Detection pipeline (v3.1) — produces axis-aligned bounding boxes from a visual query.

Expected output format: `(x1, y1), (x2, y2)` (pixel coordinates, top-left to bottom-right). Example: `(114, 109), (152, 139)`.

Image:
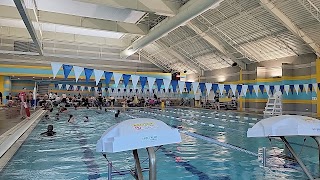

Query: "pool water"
(0, 108), (319, 180)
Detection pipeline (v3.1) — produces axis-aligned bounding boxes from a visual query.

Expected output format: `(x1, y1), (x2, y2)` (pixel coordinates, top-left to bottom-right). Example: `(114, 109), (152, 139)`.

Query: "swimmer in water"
(40, 125), (56, 136)
(55, 113), (60, 120)
(44, 114), (50, 120)
(84, 116), (89, 122)
(68, 114), (75, 123)
(115, 110), (120, 118)
(105, 108), (107, 112)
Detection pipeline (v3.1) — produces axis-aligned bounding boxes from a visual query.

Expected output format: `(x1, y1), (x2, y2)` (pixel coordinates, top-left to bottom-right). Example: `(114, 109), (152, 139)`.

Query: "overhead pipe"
(120, 0), (224, 58)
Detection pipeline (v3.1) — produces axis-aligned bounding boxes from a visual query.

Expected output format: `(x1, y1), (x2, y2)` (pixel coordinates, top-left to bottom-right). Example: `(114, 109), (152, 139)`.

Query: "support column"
(2, 76), (11, 104)
(317, 58), (320, 117)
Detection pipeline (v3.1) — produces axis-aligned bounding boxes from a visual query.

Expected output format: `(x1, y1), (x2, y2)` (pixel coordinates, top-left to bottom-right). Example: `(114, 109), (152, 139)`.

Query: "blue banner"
(123, 74), (131, 88)
(156, 79), (163, 92)
(84, 68), (93, 82)
(140, 76), (147, 92)
(199, 83), (205, 93)
(185, 82), (192, 92)
(224, 85), (231, 94)
(62, 64), (73, 79)
(270, 85), (274, 95)
(236, 85), (242, 95)
(212, 84), (218, 94)
(171, 80), (178, 92)
(259, 85), (264, 94)
(104, 72), (113, 85)
(248, 85), (253, 95)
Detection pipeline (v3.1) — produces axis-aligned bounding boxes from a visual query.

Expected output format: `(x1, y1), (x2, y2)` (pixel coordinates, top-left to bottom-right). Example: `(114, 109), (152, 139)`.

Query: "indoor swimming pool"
(0, 108), (319, 180)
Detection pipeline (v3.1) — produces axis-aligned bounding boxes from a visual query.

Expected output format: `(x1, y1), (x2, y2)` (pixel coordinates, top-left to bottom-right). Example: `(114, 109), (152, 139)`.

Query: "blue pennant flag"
(62, 84), (66, 89)
(270, 85), (275, 95)
(136, 89), (138, 93)
(118, 89), (120, 92)
(280, 85), (284, 93)
(124, 89), (127, 92)
(248, 85), (254, 95)
(199, 83), (206, 94)
(140, 77), (147, 92)
(70, 85), (74, 90)
(156, 79), (163, 92)
(309, 84), (313, 92)
(299, 84), (304, 93)
(77, 86), (81, 91)
(84, 68), (93, 82)
(104, 72), (113, 85)
(237, 85), (242, 95)
(169, 89), (172, 93)
(55, 84), (58, 88)
(224, 85), (231, 94)
(171, 80), (178, 92)
(105, 87), (108, 91)
(289, 85), (294, 94)
(130, 89), (133, 93)
(98, 87), (102, 92)
(318, 83), (320, 91)
(259, 85), (264, 94)
(123, 74), (131, 88)
(185, 82), (192, 92)
(111, 88), (114, 92)
(212, 84), (218, 94)
(62, 64), (73, 79)
(85, 86), (88, 91)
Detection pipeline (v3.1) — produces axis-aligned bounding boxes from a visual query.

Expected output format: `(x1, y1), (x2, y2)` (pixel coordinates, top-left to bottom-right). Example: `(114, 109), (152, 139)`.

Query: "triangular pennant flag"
(51, 62), (63, 79)
(212, 84), (218, 94)
(131, 75), (140, 90)
(62, 64), (73, 79)
(171, 80), (178, 93)
(293, 84), (299, 95)
(237, 84), (242, 95)
(77, 86), (81, 91)
(265, 85), (270, 95)
(94, 69), (104, 86)
(253, 85), (259, 96)
(303, 84), (308, 94)
(122, 74), (131, 88)
(289, 85), (294, 94)
(62, 84), (66, 89)
(178, 81), (185, 94)
(199, 83), (205, 94)
(270, 85), (275, 95)
(104, 72), (113, 85)
(192, 82), (199, 94)
(73, 66), (84, 82)
(242, 85), (248, 96)
(58, 84), (62, 90)
(156, 79), (163, 92)
(230, 84), (237, 96)
(308, 84), (313, 93)
(80, 86), (85, 91)
(84, 68), (94, 82)
(113, 73), (122, 88)
(259, 85), (264, 94)
(224, 85), (231, 94)
(54, 84), (58, 88)
(274, 85), (280, 93)
(218, 84), (224, 95)
(66, 84), (70, 90)
(298, 84), (303, 94)
(140, 77), (147, 92)
(185, 82), (192, 92)
(248, 85), (253, 95)
(147, 77), (156, 93)
(284, 85), (290, 95)
(163, 79), (171, 93)
(205, 83), (212, 96)
(313, 83), (317, 93)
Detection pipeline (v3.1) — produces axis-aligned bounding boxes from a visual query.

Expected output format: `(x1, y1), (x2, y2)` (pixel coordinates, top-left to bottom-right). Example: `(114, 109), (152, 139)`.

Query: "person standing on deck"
(19, 87), (30, 119)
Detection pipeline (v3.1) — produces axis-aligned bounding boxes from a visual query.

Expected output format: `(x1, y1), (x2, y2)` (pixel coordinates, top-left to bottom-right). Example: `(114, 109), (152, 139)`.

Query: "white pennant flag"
(51, 62), (63, 79)
(265, 85), (270, 95)
(94, 87), (98, 92)
(178, 81), (185, 94)
(284, 85), (290, 95)
(274, 85), (280, 93)
(163, 79), (171, 93)
(131, 75), (140, 90)
(230, 84), (237, 96)
(253, 85), (259, 96)
(192, 82), (199, 94)
(242, 85), (248, 96)
(73, 66), (84, 82)
(147, 77), (156, 93)
(313, 83), (317, 94)
(218, 84), (224, 95)
(294, 84), (299, 95)
(205, 83), (212, 96)
(66, 84), (70, 90)
(58, 84), (62, 90)
(108, 88), (111, 94)
(80, 86), (85, 91)
(113, 73), (122, 88)
(304, 84), (309, 94)
(88, 87), (91, 92)
(94, 69), (104, 86)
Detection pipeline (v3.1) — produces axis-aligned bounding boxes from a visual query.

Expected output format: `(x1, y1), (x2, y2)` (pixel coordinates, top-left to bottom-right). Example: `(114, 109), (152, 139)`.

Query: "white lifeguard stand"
(96, 118), (181, 180)
(263, 91), (282, 117)
(247, 115), (320, 180)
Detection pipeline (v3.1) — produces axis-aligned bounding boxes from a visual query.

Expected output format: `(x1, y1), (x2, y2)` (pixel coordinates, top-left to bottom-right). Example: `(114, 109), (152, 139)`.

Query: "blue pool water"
(0, 108), (319, 179)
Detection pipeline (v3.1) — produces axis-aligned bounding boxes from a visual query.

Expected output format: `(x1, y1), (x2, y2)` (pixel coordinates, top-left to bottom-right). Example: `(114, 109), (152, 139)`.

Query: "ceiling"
(0, 0), (319, 75)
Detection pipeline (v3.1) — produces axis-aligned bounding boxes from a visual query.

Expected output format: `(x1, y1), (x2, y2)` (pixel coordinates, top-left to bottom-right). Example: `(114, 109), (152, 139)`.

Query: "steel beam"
(13, 0), (43, 55)
(260, 0), (320, 57)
